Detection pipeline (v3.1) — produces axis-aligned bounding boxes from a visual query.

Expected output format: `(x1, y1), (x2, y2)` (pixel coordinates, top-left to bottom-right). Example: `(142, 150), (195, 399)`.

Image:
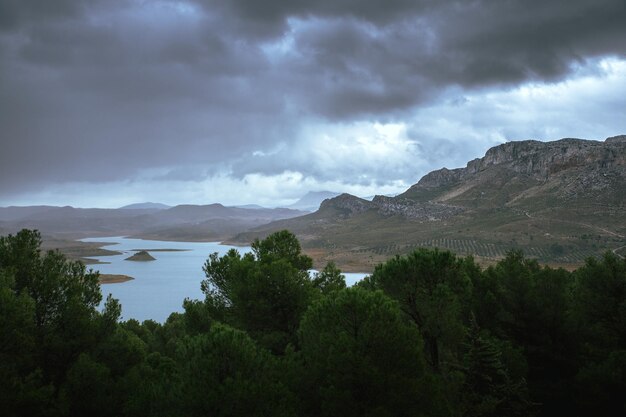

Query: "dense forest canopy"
(1, 229), (625, 416)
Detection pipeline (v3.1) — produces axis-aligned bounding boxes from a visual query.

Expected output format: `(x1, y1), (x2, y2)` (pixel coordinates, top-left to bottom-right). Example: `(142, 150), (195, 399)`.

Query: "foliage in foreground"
(1, 229), (625, 417)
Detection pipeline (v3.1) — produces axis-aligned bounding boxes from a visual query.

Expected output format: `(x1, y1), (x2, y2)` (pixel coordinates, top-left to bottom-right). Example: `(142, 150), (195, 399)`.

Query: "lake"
(82, 236), (368, 322)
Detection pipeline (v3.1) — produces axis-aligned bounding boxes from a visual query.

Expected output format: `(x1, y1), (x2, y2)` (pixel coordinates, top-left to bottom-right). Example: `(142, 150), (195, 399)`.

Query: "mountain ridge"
(403, 136), (625, 201)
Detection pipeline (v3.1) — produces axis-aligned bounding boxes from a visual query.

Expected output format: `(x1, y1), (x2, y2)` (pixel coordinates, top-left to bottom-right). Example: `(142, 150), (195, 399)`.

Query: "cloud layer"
(1, 0), (625, 206)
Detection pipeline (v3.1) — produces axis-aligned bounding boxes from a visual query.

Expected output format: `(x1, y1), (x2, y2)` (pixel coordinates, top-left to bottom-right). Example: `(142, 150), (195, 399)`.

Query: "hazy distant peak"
(287, 191), (341, 211)
(119, 202), (170, 210)
(232, 204), (267, 210)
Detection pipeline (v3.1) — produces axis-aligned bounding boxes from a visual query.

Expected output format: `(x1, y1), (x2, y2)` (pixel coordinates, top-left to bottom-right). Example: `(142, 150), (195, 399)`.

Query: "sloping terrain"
(233, 136), (626, 270)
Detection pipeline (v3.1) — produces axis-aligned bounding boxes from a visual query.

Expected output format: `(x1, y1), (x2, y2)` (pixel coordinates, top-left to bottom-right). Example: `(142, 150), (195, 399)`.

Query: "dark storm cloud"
(1, 0), (625, 200)
(430, 0), (626, 85)
(0, 0), (87, 30)
(190, 0), (433, 37)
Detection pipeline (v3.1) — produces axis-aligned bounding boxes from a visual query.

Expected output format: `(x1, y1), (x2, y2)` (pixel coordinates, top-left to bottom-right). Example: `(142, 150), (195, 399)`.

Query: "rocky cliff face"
(372, 196), (464, 220)
(405, 136), (626, 201)
(479, 138), (625, 179)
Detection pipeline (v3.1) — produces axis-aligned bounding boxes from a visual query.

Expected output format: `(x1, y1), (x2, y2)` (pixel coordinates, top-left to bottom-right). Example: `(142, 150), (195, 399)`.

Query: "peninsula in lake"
(125, 251), (156, 262)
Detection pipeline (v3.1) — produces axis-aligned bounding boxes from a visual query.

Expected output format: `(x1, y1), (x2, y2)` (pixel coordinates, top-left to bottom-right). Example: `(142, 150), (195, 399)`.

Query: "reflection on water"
(82, 236), (368, 322)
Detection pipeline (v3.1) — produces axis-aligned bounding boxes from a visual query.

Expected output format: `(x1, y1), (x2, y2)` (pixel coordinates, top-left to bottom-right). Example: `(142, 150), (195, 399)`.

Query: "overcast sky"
(1, 0), (625, 208)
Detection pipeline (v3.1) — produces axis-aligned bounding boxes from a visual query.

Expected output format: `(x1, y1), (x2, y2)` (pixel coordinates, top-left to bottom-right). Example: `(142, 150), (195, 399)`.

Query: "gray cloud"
(1, 0), (625, 203)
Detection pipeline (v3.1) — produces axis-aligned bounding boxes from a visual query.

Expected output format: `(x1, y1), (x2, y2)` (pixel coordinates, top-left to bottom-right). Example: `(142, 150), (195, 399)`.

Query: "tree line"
(1, 229), (624, 416)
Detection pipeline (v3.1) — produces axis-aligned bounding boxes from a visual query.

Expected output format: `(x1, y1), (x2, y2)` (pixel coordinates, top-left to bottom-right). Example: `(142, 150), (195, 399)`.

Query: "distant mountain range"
(231, 135), (626, 270)
(0, 203), (307, 242)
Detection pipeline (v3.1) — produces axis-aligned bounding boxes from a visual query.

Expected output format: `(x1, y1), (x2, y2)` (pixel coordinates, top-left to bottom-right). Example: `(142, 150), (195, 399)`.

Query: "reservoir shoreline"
(79, 236), (369, 322)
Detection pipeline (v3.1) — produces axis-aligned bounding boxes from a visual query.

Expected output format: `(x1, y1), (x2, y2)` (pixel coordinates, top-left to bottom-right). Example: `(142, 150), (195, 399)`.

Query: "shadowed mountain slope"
(232, 136), (626, 270)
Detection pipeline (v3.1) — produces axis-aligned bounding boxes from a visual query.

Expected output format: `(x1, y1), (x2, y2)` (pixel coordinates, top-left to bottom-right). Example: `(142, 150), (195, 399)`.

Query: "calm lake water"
(82, 236), (368, 322)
